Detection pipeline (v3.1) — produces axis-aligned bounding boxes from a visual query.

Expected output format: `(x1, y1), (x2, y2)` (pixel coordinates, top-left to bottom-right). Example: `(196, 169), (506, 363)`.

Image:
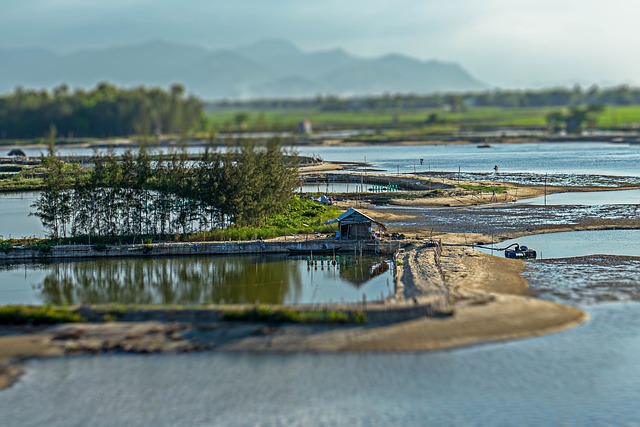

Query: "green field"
(207, 105), (640, 134)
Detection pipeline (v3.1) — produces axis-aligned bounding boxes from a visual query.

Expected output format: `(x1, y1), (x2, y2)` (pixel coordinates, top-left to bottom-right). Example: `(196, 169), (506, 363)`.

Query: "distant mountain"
(0, 39), (486, 99)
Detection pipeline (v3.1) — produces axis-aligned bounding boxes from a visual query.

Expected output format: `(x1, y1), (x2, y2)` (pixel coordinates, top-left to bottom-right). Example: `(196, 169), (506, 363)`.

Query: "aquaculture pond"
(0, 254), (394, 306)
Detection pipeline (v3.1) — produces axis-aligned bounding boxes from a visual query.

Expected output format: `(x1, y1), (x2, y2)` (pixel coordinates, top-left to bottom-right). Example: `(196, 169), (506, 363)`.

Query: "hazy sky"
(1, 0), (638, 87)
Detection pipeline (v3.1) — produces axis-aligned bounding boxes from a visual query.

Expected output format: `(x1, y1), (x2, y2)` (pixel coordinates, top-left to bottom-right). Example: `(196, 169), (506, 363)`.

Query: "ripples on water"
(525, 256), (640, 305)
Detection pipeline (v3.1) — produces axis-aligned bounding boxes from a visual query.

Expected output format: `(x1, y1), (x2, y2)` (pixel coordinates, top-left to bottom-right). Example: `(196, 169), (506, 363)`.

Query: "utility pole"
(544, 173), (548, 207)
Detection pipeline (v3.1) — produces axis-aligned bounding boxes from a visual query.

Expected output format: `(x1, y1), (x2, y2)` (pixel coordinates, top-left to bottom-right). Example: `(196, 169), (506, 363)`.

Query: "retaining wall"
(0, 239), (401, 261)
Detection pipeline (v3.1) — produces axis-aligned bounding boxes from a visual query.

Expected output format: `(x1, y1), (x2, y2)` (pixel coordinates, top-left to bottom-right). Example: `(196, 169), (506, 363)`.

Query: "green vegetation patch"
(198, 197), (343, 241)
(0, 176), (43, 192)
(220, 305), (367, 324)
(0, 305), (82, 325)
(458, 184), (508, 194)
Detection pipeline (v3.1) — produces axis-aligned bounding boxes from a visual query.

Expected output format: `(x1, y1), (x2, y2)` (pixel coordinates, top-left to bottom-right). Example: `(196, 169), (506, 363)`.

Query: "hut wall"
(340, 223), (371, 240)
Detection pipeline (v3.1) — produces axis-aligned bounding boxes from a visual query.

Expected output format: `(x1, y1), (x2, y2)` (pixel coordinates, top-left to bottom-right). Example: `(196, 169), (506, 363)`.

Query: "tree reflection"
(1, 254), (393, 305)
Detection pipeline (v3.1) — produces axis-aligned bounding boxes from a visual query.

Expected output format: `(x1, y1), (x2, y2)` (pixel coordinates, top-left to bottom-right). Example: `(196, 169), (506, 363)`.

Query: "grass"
(0, 176), (43, 192)
(0, 305), (82, 325)
(207, 105), (640, 136)
(220, 305), (368, 324)
(458, 184), (508, 194)
(159, 197), (342, 242)
(0, 304), (368, 326)
(596, 105), (640, 127)
(206, 106), (562, 132)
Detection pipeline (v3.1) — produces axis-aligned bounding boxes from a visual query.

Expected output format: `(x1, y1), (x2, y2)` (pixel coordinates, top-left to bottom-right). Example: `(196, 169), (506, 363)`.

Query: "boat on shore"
(504, 244), (537, 259)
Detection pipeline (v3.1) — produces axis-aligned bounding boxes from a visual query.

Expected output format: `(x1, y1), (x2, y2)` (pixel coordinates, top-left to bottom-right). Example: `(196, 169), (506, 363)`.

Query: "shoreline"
(2, 135), (637, 151)
(1, 171), (623, 390)
(0, 240), (589, 390)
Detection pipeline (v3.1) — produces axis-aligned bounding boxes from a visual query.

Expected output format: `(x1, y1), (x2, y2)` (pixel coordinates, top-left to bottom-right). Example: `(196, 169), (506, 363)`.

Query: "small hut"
(324, 208), (386, 240)
(7, 149), (26, 157)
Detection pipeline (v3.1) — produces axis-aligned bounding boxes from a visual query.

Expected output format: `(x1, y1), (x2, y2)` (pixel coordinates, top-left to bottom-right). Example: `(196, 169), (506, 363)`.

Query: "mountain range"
(0, 39), (486, 99)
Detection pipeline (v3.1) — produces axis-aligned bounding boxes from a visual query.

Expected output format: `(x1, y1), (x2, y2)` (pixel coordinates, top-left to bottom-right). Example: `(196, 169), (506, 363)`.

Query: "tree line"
(0, 82), (204, 139)
(31, 141), (299, 240)
(209, 84), (640, 112)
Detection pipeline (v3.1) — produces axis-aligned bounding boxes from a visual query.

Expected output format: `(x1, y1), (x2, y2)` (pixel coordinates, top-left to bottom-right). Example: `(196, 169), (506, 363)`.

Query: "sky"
(1, 0), (638, 88)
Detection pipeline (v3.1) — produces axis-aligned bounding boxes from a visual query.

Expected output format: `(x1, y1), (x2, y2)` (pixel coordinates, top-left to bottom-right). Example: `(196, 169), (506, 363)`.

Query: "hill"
(0, 39), (486, 99)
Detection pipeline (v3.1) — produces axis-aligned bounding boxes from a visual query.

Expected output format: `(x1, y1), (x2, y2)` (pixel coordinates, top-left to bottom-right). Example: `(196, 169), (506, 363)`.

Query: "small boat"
(477, 143), (492, 148)
(504, 244), (537, 259)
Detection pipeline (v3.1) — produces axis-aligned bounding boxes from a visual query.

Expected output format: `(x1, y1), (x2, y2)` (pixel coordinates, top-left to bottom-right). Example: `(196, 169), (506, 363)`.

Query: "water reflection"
(0, 254), (393, 306)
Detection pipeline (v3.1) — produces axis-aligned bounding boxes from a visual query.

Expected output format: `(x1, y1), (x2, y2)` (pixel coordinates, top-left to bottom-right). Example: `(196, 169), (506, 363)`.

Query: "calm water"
(3, 144), (640, 425)
(0, 302), (638, 426)
(0, 192), (42, 238)
(0, 254), (393, 306)
(10, 141), (640, 176)
(478, 229), (640, 259)
(297, 141), (640, 176)
(517, 188), (640, 205)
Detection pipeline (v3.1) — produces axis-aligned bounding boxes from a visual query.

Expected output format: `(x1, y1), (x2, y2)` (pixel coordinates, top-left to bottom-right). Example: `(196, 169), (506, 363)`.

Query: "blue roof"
(323, 208), (383, 226)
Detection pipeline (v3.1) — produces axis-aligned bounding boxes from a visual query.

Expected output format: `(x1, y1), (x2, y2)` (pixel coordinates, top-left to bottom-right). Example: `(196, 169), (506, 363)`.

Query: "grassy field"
(596, 106), (640, 127)
(2, 105), (640, 146)
(207, 105), (640, 132)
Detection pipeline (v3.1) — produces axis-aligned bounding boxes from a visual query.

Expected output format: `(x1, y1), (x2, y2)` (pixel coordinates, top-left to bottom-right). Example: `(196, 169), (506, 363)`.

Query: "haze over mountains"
(0, 39), (485, 100)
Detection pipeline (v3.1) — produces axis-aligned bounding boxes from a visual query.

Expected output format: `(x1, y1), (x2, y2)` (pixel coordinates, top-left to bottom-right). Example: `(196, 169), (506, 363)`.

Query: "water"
(3, 143), (640, 424)
(9, 142), (640, 238)
(0, 302), (638, 426)
(297, 141), (640, 176)
(524, 256), (640, 305)
(11, 141), (640, 177)
(300, 183), (399, 194)
(0, 192), (42, 239)
(517, 188), (640, 205)
(478, 229), (640, 259)
(0, 254), (393, 306)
